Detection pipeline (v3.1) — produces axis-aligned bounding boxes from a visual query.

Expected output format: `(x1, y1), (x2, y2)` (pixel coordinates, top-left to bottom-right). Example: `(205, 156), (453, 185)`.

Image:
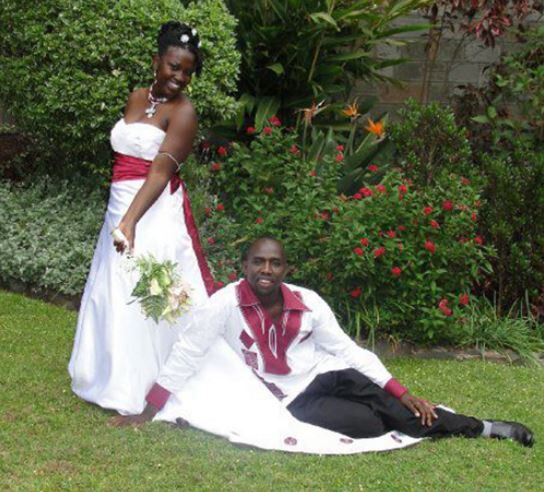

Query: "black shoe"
(488, 420), (535, 447)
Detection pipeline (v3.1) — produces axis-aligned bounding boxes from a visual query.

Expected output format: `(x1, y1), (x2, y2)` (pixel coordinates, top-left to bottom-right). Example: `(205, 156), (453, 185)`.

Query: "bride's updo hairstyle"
(157, 21), (203, 76)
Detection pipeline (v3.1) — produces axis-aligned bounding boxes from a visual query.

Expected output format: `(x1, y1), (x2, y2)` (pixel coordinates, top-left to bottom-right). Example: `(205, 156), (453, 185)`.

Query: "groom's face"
(243, 239), (287, 297)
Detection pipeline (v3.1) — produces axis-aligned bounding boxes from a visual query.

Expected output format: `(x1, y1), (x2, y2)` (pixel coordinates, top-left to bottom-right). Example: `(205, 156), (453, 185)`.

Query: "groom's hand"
(108, 403), (159, 428)
(400, 392), (438, 427)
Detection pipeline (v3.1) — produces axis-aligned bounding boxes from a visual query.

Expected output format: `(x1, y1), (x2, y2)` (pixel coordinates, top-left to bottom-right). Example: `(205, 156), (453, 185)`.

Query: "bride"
(68, 21), (214, 415)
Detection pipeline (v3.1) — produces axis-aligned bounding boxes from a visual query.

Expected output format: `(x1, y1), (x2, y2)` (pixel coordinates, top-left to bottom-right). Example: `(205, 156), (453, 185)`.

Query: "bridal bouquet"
(128, 254), (193, 324)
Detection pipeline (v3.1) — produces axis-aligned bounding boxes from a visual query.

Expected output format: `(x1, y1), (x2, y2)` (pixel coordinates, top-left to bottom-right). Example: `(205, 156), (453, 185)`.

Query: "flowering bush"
(200, 118), (492, 342)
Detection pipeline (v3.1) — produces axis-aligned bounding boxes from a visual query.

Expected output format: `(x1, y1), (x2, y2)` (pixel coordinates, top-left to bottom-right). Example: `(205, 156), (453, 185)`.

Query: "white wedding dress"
(68, 119), (421, 454)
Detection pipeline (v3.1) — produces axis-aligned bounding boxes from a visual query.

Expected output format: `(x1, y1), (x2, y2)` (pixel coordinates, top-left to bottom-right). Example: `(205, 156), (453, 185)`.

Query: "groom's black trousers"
(287, 369), (484, 439)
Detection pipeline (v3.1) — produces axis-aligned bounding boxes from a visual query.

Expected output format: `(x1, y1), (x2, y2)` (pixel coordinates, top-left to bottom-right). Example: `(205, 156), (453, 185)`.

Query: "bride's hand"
(112, 221), (135, 255)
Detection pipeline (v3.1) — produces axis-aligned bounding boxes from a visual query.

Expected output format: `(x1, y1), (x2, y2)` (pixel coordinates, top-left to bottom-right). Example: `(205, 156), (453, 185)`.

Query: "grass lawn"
(1, 290), (542, 491)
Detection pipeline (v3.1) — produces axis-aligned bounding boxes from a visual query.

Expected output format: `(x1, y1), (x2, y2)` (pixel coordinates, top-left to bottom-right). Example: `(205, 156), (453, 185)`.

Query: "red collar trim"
(238, 279), (310, 312)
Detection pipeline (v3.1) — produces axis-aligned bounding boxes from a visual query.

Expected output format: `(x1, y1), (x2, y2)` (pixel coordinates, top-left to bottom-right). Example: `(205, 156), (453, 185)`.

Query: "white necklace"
(145, 84), (168, 118)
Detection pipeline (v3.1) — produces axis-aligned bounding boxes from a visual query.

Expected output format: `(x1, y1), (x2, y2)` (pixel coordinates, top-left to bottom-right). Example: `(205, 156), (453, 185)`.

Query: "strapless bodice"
(110, 119), (166, 161)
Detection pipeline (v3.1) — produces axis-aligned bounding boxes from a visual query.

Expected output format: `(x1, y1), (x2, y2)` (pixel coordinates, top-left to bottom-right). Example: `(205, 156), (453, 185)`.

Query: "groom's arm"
(109, 290), (231, 427)
(310, 292), (438, 426)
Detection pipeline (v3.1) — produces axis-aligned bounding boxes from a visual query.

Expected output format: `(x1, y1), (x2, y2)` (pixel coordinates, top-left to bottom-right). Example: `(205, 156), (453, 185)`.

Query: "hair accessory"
(145, 83), (168, 118)
(192, 28), (197, 36)
(180, 34), (190, 43)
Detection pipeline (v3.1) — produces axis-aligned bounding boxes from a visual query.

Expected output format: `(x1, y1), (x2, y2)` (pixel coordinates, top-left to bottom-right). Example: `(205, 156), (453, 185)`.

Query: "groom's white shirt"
(147, 279), (407, 409)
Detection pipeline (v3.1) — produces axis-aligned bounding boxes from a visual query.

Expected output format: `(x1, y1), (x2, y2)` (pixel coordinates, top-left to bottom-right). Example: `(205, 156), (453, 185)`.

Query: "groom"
(111, 237), (534, 447)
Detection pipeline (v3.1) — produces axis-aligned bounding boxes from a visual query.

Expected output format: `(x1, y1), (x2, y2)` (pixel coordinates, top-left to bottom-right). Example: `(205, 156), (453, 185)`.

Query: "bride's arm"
(114, 103), (198, 254)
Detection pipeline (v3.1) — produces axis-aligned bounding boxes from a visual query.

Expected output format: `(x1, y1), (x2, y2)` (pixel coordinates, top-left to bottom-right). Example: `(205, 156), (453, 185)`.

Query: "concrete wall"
(353, 14), (542, 114)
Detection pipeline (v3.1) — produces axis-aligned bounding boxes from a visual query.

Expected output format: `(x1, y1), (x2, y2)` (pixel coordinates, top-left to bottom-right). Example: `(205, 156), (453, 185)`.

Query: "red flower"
(246, 126), (256, 135)
(471, 212), (478, 222)
(255, 217), (264, 224)
(216, 203), (225, 212)
(424, 240), (436, 253)
(391, 266), (402, 276)
(423, 206), (433, 216)
(461, 177), (471, 186)
(269, 115), (281, 127)
(359, 187), (373, 198)
(207, 237), (215, 245)
(353, 192), (362, 200)
(360, 238), (370, 246)
(442, 200), (454, 211)
(217, 146), (228, 157)
(459, 293), (470, 306)
(215, 281), (225, 290)
(228, 272), (238, 282)
(350, 288), (362, 298)
(438, 298), (452, 316)
(320, 211), (330, 221)
(386, 230), (396, 239)
(430, 220), (440, 229)
(373, 246), (386, 258)
(376, 184), (386, 194)
(290, 145), (300, 156)
(204, 207), (212, 217)
(475, 200), (481, 208)
(353, 247), (364, 256)
(326, 272), (334, 281)
(398, 184), (408, 194)
(398, 225), (406, 232)
(368, 164), (379, 172)
(474, 235), (484, 245)
(210, 162), (222, 172)
(336, 144), (344, 152)
(263, 126), (273, 135)
(264, 187), (274, 194)
(308, 169), (317, 177)
(335, 153), (344, 162)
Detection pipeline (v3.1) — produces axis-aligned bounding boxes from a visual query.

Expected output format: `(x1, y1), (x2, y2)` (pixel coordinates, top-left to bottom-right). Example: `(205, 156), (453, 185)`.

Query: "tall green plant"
(224, 0), (429, 128)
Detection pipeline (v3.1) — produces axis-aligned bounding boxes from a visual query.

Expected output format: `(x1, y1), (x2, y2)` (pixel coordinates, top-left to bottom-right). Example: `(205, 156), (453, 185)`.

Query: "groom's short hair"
(240, 236), (285, 263)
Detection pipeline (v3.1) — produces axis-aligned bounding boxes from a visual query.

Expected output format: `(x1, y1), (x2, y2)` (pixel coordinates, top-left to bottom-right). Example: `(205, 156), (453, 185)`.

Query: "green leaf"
(325, 49), (369, 62)
(254, 96), (281, 131)
(266, 63), (284, 76)
(487, 106), (497, 119)
(472, 115), (490, 124)
(309, 12), (339, 31)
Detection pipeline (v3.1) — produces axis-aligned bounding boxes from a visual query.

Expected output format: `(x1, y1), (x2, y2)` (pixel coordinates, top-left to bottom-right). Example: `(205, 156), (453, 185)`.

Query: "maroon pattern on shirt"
(236, 280), (310, 375)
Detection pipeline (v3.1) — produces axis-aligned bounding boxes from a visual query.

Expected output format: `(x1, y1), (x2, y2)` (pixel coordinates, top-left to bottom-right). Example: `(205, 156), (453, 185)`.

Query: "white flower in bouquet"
(128, 254), (193, 324)
(149, 278), (163, 296)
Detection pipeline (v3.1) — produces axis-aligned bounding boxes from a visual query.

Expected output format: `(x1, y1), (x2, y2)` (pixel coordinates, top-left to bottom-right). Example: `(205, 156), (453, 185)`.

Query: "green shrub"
(200, 122), (492, 343)
(0, 0), (240, 179)
(0, 180), (105, 295)
(452, 26), (544, 311)
(478, 144), (544, 307)
(389, 99), (475, 186)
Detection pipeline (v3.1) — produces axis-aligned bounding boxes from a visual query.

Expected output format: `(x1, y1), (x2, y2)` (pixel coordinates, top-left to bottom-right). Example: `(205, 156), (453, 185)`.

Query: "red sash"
(112, 152), (215, 296)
